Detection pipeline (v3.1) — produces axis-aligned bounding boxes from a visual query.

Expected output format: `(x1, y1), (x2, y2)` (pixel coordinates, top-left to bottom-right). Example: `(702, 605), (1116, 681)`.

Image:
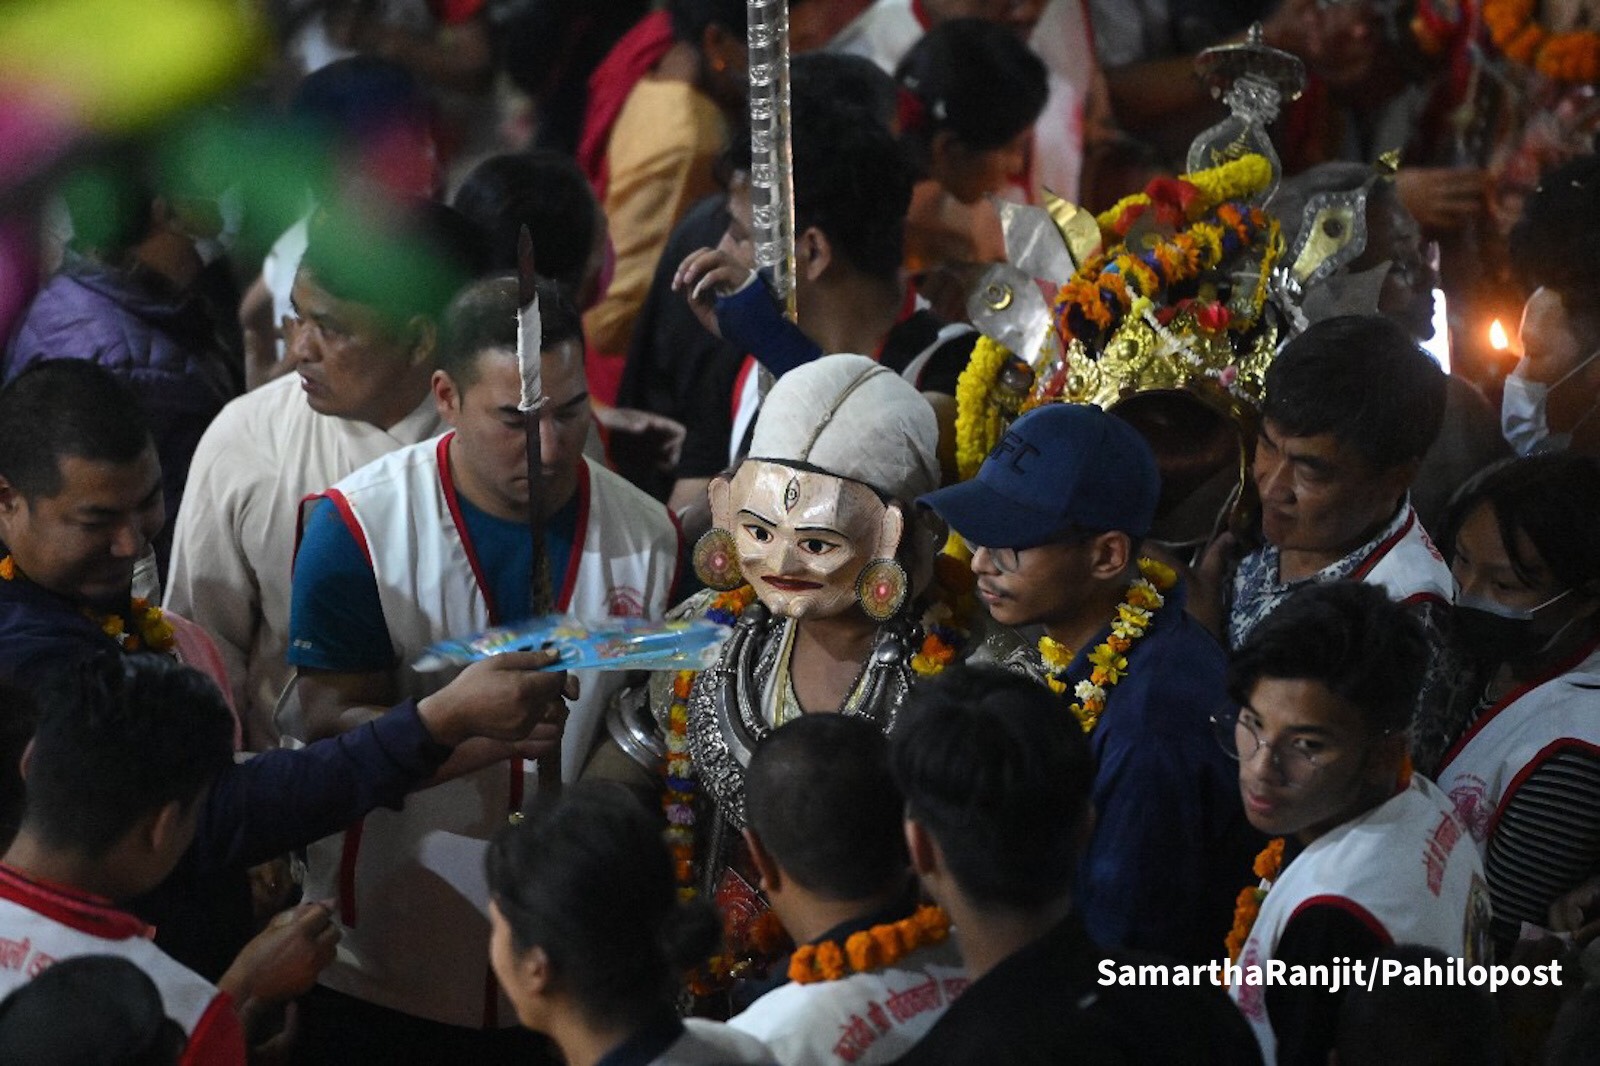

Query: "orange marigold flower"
(1101, 272), (1130, 307)
(845, 930), (881, 973)
(0, 557), (12, 581)
(1505, 23), (1545, 62)
(871, 924), (901, 960)
(787, 945), (818, 984)
(673, 671), (694, 699)
(1225, 885), (1265, 961)
(1253, 838), (1285, 881)
(814, 941), (846, 981)
(913, 904), (951, 941)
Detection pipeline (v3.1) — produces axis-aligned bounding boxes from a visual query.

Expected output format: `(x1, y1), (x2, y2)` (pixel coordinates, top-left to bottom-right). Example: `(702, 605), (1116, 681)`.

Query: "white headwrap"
(748, 354), (940, 502)
(515, 289), (544, 412)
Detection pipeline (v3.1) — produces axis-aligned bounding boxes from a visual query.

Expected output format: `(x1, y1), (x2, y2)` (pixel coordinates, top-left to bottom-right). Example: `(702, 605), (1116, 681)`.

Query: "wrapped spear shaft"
(516, 226), (561, 795)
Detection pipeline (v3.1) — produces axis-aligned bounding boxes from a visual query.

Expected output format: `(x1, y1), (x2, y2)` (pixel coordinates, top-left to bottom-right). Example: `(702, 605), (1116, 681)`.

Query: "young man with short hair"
(1223, 581), (1489, 1066)
(285, 275), (680, 1059)
(675, 73), (975, 475)
(1210, 314), (1452, 649)
(918, 402), (1258, 963)
(0, 655), (268, 1065)
(728, 714), (964, 1063)
(165, 201), (487, 749)
(0, 359), (576, 991)
(889, 664), (1260, 1064)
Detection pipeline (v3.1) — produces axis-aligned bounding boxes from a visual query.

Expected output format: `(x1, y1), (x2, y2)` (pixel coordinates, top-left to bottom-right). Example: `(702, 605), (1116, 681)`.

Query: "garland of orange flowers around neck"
(789, 904), (951, 984)
(1036, 557), (1176, 734)
(1223, 759), (1414, 963)
(1226, 838), (1285, 964)
(0, 556), (175, 654)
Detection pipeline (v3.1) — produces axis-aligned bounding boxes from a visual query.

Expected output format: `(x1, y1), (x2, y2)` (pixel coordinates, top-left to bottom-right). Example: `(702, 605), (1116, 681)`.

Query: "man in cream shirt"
(165, 202), (486, 749)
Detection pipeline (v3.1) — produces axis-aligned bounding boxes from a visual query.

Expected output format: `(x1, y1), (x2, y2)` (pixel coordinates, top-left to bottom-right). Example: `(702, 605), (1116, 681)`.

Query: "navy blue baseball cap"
(918, 404), (1161, 548)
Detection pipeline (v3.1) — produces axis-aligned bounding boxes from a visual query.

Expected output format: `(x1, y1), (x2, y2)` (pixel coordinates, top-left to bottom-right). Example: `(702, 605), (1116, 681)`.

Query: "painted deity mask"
(710, 460), (903, 620)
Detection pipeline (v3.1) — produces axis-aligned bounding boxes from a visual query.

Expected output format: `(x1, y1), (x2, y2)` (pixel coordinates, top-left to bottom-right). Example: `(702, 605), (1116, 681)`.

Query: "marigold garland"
(1226, 838), (1286, 964)
(0, 555), (175, 654)
(664, 668), (700, 901)
(665, 588), (756, 905)
(1037, 558), (1176, 733)
(1056, 201), (1278, 349)
(1483, 0), (1600, 83)
(1095, 155), (1274, 237)
(668, 573), (968, 993)
(788, 904), (952, 984)
(954, 336), (1012, 481)
(912, 542), (978, 677)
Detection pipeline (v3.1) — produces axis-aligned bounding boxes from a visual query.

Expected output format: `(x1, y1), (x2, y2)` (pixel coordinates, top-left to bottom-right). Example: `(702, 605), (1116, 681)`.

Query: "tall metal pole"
(746, 0), (796, 322)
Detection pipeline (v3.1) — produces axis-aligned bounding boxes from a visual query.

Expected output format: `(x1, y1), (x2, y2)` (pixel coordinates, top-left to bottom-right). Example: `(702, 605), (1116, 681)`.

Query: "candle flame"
(1489, 319), (1510, 351)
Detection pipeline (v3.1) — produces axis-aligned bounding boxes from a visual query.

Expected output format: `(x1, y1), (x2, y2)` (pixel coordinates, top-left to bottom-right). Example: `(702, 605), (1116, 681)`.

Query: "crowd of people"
(0, 0), (1598, 1063)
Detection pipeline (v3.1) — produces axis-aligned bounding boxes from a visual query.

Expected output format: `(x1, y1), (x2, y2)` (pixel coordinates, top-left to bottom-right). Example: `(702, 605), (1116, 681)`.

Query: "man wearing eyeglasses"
(918, 402), (1260, 965)
(1222, 581), (1488, 1066)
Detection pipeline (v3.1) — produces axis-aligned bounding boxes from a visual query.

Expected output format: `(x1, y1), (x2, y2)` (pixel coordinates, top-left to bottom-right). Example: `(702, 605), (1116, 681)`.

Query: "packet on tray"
(414, 615), (729, 673)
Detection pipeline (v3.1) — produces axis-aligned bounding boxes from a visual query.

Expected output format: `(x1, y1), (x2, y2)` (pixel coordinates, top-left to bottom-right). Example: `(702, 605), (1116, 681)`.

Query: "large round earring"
(855, 558), (909, 623)
(693, 529), (744, 591)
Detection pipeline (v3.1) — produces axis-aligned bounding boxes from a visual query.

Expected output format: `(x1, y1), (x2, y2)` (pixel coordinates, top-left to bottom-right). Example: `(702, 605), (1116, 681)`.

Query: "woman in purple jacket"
(5, 169), (243, 573)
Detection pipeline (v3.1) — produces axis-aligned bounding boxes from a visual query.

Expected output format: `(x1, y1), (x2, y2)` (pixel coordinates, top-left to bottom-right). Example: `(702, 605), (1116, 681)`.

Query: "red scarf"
(576, 9), (677, 202)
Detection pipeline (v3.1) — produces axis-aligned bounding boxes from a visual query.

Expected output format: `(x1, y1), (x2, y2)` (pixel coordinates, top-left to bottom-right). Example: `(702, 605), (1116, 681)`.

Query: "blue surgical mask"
(1501, 348), (1600, 456)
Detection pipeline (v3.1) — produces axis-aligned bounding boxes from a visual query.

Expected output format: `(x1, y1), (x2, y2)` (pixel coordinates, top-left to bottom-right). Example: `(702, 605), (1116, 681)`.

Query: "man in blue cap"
(919, 402), (1259, 964)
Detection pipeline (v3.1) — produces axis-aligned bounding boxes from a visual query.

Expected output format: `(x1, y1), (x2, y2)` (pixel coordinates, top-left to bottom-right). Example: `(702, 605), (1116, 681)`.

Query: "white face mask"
(1501, 347), (1600, 456)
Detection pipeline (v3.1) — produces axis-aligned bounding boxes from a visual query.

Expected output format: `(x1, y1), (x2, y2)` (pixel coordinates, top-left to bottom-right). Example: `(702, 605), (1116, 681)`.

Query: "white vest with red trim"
(0, 867), (243, 1065)
(729, 355), (772, 468)
(300, 434), (680, 1029)
(1228, 777), (1487, 1066)
(1436, 642), (1600, 848)
(1355, 505), (1455, 608)
(729, 938), (966, 1064)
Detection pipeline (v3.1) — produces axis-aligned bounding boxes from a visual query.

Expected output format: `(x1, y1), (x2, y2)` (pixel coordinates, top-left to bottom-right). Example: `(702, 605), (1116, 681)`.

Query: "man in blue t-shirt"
(918, 403), (1262, 964)
(0, 358), (579, 1037)
(285, 276), (681, 1063)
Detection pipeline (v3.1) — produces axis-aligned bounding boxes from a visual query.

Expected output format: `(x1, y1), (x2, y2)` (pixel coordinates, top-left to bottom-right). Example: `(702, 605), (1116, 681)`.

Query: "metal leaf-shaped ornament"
(967, 263), (1057, 364)
(1041, 189), (1104, 271)
(994, 198), (1077, 285)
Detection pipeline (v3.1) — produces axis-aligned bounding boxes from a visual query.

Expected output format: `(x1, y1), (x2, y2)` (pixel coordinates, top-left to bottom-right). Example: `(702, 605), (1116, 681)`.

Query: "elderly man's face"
(1253, 418), (1410, 558)
(287, 268), (427, 430)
